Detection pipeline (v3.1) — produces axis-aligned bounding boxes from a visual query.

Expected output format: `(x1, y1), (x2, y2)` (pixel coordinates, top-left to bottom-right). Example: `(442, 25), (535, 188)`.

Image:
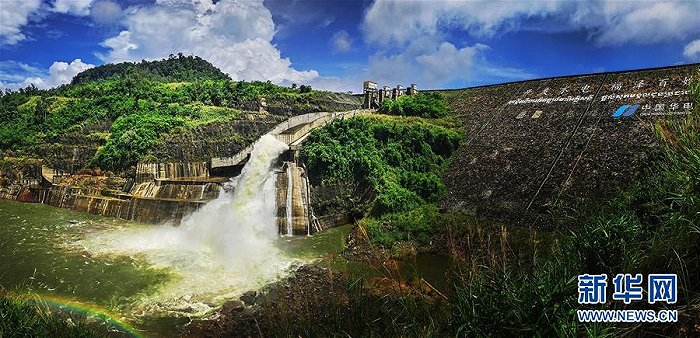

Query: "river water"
(0, 135), (450, 336)
(0, 198), (366, 336)
(0, 135), (299, 336)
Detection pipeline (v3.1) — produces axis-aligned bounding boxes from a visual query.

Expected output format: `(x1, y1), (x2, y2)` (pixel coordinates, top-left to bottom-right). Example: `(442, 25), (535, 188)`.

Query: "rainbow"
(26, 293), (144, 338)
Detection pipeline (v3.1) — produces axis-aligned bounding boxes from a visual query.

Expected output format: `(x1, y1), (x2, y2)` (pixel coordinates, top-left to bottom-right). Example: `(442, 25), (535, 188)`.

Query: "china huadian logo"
(612, 104), (640, 118)
(612, 102), (694, 118)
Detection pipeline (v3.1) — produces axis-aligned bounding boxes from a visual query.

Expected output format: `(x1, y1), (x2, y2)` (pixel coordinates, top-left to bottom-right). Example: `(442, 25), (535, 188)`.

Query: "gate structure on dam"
(439, 63), (699, 225)
(362, 81), (418, 109)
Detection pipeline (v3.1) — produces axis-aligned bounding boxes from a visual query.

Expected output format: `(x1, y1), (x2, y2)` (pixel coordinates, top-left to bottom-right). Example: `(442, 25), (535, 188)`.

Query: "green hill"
(70, 54), (230, 84)
(0, 55), (361, 172)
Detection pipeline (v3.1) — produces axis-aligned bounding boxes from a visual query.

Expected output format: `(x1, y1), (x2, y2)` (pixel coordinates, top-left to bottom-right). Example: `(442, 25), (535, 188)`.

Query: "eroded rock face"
(440, 64), (698, 224)
(130, 181), (221, 200)
(151, 116), (285, 163)
(43, 185), (207, 224)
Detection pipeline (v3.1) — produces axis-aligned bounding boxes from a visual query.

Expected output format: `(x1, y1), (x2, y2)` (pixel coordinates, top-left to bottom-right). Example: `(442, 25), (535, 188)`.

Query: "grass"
(0, 291), (132, 338)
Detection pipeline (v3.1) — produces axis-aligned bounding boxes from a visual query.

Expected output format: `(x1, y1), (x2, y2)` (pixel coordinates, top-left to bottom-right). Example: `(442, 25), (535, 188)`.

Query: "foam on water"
(77, 135), (292, 316)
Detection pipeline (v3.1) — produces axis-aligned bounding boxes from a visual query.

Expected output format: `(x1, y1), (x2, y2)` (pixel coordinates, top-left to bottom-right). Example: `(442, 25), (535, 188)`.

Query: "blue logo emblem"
(612, 104), (640, 118)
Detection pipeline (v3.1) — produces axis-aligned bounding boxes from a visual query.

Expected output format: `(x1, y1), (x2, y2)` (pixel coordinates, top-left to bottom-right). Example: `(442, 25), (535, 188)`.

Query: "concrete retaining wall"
(440, 63), (699, 224)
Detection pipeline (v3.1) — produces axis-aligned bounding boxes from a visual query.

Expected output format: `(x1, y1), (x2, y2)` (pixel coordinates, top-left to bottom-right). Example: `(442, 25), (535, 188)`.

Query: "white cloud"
(319, 17), (334, 28)
(98, 0), (317, 84)
(0, 61), (44, 83)
(366, 52), (415, 86)
(0, 0), (42, 45)
(357, 0), (700, 89)
(303, 75), (358, 93)
(416, 43), (488, 85)
(365, 42), (493, 89)
(684, 39), (700, 61)
(53, 0), (94, 16)
(574, 1), (700, 46)
(0, 59), (94, 90)
(362, 0), (561, 47)
(362, 0), (700, 48)
(90, 0), (123, 25)
(331, 30), (352, 53)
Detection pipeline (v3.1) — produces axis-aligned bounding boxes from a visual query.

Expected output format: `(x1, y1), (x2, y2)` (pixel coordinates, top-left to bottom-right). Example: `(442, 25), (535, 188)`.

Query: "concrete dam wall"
(441, 63), (699, 224)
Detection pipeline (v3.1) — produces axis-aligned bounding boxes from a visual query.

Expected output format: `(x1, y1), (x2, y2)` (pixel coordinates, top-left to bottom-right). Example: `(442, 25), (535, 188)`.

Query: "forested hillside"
(71, 54), (230, 85)
(0, 55), (360, 171)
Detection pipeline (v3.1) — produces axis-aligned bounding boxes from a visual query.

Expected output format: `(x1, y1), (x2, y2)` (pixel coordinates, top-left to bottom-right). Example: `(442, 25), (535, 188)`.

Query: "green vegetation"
(0, 55), (357, 170)
(71, 54), (230, 85)
(302, 115), (460, 219)
(303, 94), (458, 248)
(363, 204), (440, 247)
(0, 292), (130, 337)
(89, 101), (247, 170)
(380, 92), (449, 118)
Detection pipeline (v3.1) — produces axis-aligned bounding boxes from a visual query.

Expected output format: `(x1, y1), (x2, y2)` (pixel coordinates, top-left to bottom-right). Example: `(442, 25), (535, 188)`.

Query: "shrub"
(380, 92), (449, 118)
(302, 115), (460, 216)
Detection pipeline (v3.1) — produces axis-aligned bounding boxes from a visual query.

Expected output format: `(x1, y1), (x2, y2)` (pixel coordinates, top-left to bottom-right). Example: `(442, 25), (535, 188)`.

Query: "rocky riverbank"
(182, 265), (346, 337)
(181, 223), (454, 337)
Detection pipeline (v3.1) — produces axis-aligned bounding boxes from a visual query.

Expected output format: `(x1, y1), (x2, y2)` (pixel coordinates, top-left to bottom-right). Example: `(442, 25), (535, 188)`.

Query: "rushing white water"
(285, 163), (293, 236)
(77, 135), (293, 316)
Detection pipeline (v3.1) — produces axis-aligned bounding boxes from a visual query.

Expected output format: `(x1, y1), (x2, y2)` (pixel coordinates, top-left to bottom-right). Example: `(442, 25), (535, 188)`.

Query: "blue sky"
(1, 0), (699, 92)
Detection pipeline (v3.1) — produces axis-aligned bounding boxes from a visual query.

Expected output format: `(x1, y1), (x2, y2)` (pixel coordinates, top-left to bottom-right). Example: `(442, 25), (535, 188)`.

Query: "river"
(0, 135), (450, 336)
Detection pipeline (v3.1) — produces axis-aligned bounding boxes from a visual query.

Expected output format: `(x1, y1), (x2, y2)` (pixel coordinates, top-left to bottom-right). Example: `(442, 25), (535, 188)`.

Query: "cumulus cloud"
(684, 39), (700, 61)
(0, 59), (94, 91)
(362, 0), (562, 47)
(98, 0), (318, 84)
(331, 30), (352, 53)
(0, 61), (44, 84)
(356, 0), (700, 89)
(416, 43), (489, 85)
(53, 0), (94, 16)
(90, 0), (123, 25)
(573, 1), (700, 46)
(365, 42), (495, 89)
(0, 0), (42, 45)
(362, 0), (700, 48)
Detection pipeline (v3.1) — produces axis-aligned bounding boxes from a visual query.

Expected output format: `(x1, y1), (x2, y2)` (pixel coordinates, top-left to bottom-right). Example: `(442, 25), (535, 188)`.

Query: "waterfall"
(286, 163), (293, 236)
(78, 134), (292, 316)
(304, 171), (311, 236)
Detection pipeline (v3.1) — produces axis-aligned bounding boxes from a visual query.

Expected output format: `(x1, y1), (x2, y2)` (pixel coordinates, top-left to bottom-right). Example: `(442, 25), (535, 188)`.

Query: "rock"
(221, 300), (244, 314)
(239, 291), (257, 305)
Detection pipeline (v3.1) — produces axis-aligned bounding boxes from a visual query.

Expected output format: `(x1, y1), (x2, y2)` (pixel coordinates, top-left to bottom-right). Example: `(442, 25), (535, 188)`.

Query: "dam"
(436, 63), (699, 225)
(0, 63), (697, 337)
(0, 109), (372, 234)
(1, 64), (697, 230)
